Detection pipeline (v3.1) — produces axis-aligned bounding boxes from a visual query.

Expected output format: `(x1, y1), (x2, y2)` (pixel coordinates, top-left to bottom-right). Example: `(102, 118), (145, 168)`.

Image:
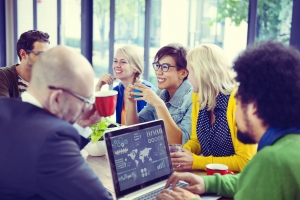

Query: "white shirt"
(21, 91), (92, 138)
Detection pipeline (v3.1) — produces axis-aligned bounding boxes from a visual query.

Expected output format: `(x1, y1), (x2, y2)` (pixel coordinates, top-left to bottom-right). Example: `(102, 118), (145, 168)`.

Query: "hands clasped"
(125, 83), (161, 106)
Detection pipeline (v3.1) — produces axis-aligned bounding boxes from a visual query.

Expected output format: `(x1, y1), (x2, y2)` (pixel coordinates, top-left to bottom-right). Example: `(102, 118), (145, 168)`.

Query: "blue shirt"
(138, 80), (193, 144)
(113, 80), (156, 124)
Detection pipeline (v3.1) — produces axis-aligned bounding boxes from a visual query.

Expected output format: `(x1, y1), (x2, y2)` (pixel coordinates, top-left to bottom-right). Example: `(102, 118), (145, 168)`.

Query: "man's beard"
(237, 130), (256, 144)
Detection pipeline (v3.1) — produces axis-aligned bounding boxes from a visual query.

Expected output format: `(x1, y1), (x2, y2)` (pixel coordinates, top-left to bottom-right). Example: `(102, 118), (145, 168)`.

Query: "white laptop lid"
(104, 119), (173, 199)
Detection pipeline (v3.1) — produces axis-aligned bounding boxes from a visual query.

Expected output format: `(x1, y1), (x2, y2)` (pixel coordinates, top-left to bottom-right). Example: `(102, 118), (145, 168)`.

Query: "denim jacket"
(138, 80), (193, 144)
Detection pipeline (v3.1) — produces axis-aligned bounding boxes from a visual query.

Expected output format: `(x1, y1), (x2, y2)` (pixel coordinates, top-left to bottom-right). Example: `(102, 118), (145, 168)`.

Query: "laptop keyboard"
(132, 182), (189, 200)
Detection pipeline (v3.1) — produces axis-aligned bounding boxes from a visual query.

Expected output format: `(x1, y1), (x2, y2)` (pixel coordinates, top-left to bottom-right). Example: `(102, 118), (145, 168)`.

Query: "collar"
(160, 80), (192, 107)
(258, 127), (300, 151)
(21, 91), (43, 108)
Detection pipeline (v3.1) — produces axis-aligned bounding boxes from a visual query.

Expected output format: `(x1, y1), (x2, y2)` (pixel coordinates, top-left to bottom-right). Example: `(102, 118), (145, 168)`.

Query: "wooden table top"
(81, 150), (231, 199)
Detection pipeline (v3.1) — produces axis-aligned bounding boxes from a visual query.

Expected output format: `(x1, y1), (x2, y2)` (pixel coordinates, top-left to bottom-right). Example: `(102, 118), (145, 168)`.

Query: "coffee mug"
(168, 144), (182, 153)
(206, 163), (234, 175)
(94, 90), (118, 117)
(133, 88), (142, 98)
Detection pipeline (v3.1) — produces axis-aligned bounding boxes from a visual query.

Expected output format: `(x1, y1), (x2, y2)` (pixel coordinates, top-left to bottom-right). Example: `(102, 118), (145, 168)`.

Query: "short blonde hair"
(187, 44), (236, 110)
(116, 45), (144, 83)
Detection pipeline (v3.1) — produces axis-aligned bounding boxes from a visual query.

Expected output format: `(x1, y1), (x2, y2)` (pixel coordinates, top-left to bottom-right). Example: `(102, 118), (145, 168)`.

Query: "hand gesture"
(164, 172), (206, 195)
(95, 73), (116, 91)
(171, 149), (194, 171)
(130, 83), (162, 107)
(156, 187), (200, 200)
(76, 104), (102, 128)
(124, 84), (135, 102)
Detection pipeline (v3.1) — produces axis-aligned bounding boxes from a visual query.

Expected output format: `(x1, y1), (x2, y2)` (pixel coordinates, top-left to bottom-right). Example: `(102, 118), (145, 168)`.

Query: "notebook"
(104, 119), (187, 200)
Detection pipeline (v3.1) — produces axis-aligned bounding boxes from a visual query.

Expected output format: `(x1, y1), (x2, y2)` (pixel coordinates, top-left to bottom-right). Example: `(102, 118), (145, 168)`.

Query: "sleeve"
(36, 126), (113, 200)
(202, 173), (239, 198)
(178, 92), (193, 144)
(183, 92), (201, 154)
(0, 70), (10, 97)
(186, 91), (257, 172)
(234, 148), (299, 200)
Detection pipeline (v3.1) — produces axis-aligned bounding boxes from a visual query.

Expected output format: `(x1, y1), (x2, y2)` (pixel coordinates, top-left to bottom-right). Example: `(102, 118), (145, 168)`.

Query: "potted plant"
(85, 117), (119, 156)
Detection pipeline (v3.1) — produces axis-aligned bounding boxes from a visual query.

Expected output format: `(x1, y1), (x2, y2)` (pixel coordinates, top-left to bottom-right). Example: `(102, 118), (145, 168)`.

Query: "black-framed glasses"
(26, 50), (44, 56)
(152, 62), (177, 72)
(48, 86), (95, 105)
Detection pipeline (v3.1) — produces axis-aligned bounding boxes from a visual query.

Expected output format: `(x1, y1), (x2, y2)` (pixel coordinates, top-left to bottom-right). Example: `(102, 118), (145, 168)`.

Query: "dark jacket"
(0, 98), (113, 200)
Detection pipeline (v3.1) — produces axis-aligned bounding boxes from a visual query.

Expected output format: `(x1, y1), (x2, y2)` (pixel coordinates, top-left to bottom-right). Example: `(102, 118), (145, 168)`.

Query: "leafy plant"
(90, 117), (119, 143)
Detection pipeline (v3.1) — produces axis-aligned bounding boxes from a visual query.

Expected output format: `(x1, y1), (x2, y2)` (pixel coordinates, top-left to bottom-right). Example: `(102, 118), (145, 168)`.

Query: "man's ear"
(248, 102), (258, 116)
(19, 49), (27, 60)
(47, 90), (65, 118)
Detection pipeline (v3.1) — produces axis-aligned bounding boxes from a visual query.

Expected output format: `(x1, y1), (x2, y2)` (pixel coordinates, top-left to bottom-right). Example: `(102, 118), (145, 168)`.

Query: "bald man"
(0, 46), (113, 200)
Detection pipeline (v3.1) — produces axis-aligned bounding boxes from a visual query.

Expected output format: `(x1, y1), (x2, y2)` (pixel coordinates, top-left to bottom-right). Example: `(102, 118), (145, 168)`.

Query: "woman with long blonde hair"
(171, 44), (257, 172)
(95, 45), (155, 125)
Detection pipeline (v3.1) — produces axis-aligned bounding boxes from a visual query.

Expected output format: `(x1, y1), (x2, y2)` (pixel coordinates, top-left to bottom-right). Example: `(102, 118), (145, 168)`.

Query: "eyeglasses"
(48, 86), (95, 105)
(152, 62), (177, 72)
(26, 50), (44, 56)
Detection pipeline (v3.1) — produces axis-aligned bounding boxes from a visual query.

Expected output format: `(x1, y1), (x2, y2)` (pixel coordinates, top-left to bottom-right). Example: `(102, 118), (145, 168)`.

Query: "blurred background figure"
(0, 30), (50, 98)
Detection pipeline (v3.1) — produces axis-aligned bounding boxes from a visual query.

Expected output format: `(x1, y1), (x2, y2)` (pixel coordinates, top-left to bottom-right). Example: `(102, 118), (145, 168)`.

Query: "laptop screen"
(104, 120), (173, 198)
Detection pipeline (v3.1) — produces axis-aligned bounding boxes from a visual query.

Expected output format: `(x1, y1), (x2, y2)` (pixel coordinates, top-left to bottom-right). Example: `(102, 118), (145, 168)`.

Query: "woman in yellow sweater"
(171, 44), (257, 172)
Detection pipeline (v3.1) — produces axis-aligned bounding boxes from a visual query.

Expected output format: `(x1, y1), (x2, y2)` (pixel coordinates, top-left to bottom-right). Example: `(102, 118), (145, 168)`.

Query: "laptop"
(104, 119), (187, 200)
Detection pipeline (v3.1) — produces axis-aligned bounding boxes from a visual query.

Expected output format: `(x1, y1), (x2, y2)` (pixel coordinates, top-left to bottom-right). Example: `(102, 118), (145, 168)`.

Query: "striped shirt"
(18, 76), (29, 94)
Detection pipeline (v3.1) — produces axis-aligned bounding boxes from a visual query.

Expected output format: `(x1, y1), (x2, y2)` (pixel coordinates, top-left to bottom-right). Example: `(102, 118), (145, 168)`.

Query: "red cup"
(94, 90), (118, 117)
(206, 164), (234, 175)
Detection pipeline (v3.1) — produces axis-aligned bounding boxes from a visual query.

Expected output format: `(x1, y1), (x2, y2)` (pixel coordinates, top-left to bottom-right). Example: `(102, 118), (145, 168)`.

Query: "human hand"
(164, 172), (206, 195)
(171, 149), (194, 171)
(156, 187), (200, 200)
(95, 73), (116, 91)
(124, 84), (135, 102)
(130, 83), (163, 107)
(76, 104), (102, 128)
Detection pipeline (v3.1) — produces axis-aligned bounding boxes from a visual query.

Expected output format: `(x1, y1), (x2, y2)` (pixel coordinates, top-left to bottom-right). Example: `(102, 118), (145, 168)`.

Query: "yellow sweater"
(183, 91), (257, 172)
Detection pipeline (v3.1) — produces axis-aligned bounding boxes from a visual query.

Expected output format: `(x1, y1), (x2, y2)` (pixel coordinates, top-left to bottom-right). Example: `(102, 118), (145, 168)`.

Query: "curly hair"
(187, 44), (236, 110)
(16, 30), (50, 61)
(234, 41), (300, 128)
(154, 43), (188, 80)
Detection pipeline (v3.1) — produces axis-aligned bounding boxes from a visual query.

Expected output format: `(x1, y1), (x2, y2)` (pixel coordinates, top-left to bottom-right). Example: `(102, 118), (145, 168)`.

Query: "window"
(17, 0), (34, 37)
(37, 0), (57, 47)
(256, 0), (293, 43)
(63, 0), (81, 52)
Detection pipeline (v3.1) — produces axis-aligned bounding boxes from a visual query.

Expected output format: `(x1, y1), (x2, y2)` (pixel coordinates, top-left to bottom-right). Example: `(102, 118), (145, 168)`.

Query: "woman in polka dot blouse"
(171, 44), (257, 172)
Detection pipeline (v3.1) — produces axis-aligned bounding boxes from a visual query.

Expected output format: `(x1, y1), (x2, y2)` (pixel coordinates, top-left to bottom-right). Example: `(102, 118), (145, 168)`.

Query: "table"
(81, 150), (232, 199)
(81, 149), (115, 194)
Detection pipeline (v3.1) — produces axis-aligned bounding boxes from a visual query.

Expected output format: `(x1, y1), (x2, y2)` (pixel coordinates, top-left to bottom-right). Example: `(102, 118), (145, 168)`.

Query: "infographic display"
(110, 125), (171, 191)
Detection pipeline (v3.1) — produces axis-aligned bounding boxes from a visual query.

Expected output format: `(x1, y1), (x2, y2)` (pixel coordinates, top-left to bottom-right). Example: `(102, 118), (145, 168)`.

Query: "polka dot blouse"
(196, 92), (235, 157)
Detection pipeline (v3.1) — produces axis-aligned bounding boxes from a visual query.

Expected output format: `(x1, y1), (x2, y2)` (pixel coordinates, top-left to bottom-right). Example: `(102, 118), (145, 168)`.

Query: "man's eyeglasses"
(26, 50), (44, 56)
(48, 86), (95, 105)
(152, 62), (177, 72)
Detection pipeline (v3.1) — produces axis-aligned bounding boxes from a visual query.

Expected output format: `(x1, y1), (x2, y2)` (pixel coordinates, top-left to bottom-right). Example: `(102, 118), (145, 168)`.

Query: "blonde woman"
(171, 44), (257, 172)
(95, 45), (155, 125)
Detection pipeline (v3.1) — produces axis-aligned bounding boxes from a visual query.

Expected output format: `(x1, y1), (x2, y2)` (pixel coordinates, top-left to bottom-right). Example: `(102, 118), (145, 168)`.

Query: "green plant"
(90, 117), (119, 143)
